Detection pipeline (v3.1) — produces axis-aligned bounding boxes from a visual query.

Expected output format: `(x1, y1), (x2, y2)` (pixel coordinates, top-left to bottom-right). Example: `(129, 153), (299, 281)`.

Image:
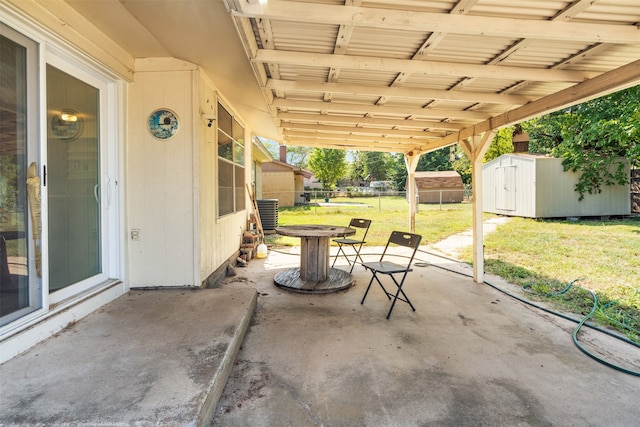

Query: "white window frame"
(217, 101), (246, 218)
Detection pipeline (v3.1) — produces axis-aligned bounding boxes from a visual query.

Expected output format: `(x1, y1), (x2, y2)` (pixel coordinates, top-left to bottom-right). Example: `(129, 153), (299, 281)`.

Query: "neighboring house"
(304, 175), (323, 190)
(482, 154), (631, 218)
(262, 146), (312, 207)
(370, 180), (394, 191)
(412, 171), (465, 203)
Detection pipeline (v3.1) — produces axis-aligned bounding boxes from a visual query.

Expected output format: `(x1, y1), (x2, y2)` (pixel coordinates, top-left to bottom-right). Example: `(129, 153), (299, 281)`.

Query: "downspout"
(404, 152), (420, 233)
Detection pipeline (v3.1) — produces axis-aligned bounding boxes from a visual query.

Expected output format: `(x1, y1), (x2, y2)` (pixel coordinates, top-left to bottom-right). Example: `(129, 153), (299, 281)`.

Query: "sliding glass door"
(1, 20), (119, 327)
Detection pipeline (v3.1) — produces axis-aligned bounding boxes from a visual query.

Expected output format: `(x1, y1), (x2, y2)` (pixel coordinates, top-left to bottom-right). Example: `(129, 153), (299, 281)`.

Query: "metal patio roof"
(4, 0), (640, 154)
(5, 0), (639, 283)
(222, 0), (640, 154)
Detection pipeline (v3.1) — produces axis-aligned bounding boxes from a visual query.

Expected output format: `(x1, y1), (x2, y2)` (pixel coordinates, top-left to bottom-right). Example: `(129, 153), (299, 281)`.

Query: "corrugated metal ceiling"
(224, 0), (640, 154)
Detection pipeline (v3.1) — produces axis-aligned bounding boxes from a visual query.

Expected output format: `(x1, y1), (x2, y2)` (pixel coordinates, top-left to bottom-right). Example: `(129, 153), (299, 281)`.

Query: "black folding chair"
(331, 218), (372, 273)
(361, 231), (422, 319)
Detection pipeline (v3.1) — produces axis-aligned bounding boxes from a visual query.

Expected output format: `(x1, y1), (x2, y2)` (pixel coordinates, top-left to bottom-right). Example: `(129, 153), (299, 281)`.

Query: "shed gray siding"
(483, 155), (536, 217)
(483, 155), (630, 218)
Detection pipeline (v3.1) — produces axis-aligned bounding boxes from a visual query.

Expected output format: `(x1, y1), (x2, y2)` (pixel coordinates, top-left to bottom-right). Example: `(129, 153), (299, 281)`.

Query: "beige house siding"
(262, 161), (309, 207)
(129, 60), (249, 288)
(263, 170), (295, 207)
(128, 60), (198, 287)
(198, 74), (249, 286)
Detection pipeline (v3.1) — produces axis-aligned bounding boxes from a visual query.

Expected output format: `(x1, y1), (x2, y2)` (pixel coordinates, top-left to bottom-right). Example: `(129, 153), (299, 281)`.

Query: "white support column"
(459, 131), (495, 283)
(404, 152), (420, 232)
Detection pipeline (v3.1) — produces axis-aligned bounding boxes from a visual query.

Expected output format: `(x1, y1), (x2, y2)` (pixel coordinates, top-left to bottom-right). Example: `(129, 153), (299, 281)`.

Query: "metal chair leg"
(348, 243), (365, 273)
(360, 274), (375, 304)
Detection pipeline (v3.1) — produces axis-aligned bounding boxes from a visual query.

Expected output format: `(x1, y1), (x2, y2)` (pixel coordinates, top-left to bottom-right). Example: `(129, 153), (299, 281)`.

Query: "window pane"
(217, 101), (245, 216)
(218, 130), (232, 161)
(218, 159), (233, 216)
(232, 118), (244, 143)
(0, 33), (30, 320)
(233, 141), (244, 165)
(217, 103), (232, 136)
(234, 166), (245, 211)
(47, 65), (101, 291)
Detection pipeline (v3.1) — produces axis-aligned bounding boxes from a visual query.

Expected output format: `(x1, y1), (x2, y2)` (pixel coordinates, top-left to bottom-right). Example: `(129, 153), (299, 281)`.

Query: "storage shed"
(482, 154), (631, 218)
(413, 171), (465, 203)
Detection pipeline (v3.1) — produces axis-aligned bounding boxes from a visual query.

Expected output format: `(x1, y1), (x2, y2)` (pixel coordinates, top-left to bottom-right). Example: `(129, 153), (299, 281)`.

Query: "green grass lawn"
(268, 196), (488, 247)
(270, 198), (639, 342)
(458, 216), (640, 343)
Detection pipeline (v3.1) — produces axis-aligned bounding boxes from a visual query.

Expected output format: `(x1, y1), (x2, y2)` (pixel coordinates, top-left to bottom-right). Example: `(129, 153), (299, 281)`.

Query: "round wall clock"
(148, 109), (179, 140)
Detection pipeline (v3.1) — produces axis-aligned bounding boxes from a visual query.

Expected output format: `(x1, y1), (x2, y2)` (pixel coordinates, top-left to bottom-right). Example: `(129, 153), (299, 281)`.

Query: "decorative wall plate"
(148, 109), (179, 140)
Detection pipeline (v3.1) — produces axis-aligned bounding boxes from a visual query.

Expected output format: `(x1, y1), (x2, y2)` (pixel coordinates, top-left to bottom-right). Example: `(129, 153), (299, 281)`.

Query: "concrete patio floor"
(212, 248), (639, 426)
(1, 245), (638, 426)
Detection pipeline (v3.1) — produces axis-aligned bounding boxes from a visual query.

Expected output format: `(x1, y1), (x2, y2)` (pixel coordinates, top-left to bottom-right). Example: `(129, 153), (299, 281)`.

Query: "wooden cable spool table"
(274, 225), (355, 293)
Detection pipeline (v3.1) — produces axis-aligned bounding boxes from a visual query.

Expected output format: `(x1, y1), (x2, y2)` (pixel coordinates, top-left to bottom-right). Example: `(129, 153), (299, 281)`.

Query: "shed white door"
(495, 165), (516, 211)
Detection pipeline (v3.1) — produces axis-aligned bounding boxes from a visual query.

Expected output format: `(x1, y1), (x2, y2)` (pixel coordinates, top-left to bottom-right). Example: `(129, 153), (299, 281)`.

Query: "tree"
(0, 155), (18, 212)
(416, 147), (453, 171)
(254, 138), (312, 167)
(451, 148), (472, 185)
(523, 85), (640, 200)
(307, 148), (347, 190)
(286, 146), (313, 168)
(362, 151), (388, 181)
(485, 127), (515, 160)
(451, 127), (515, 185)
(346, 151), (367, 182)
(256, 136), (280, 160)
(386, 153), (407, 190)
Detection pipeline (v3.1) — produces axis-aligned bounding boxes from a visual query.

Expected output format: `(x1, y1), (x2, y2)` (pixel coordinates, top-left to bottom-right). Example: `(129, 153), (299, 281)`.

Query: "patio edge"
(194, 287), (258, 427)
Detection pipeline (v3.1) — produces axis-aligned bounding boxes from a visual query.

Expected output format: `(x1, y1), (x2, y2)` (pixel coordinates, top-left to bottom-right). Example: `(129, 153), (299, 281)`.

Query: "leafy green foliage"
(451, 127), (515, 185)
(485, 127), (516, 159)
(361, 151), (388, 182)
(451, 148), (472, 185)
(307, 148), (347, 189)
(346, 151), (408, 190)
(0, 155), (19, 211)
(386, 153), (407, 190)
(286, 145), (313, 168)
(524, 85), (640, 200)
(255, 138), (312, 168)
(346, 151), (366, 181)
(416, 147), (453, 171)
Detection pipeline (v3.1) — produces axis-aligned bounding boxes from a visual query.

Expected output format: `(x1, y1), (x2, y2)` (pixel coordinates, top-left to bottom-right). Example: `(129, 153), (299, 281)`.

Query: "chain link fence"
(259, 187), (472, 213)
